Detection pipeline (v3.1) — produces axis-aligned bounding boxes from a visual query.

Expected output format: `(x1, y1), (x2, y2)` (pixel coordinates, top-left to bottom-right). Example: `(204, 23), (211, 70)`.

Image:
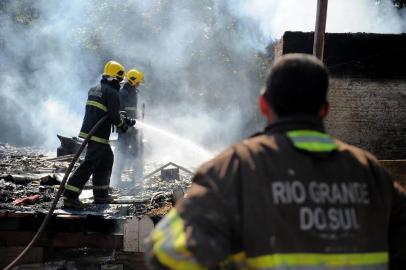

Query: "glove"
(119, 111), (136, 127)
(125, 117), (136, 127)
(119, 121), (129, 133)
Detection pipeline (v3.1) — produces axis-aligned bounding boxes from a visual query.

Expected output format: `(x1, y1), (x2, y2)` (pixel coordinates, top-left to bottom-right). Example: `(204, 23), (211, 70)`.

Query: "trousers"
(113, 127), (139, 183)
(64, 141), (114, 199)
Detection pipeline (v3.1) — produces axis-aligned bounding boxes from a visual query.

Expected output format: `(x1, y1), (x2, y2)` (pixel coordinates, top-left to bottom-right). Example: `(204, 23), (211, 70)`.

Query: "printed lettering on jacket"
(271, 180), (370, 231)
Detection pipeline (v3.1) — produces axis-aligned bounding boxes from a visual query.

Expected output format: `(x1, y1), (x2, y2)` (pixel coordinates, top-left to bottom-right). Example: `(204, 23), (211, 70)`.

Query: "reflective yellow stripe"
(79, 132), (109, 144)
(246, 252), (388, 268)
(65, 184), (81, 193)
(288, 130), (330, 138)
(232, 251), (247, 263)
(152, 209), (205, 270)
(93, 185), (110, 190)
(171, 211), (191, 255)
(86, 100), (107, 112)
(287, 130), (337, 152)
(219, 252), (248, 270)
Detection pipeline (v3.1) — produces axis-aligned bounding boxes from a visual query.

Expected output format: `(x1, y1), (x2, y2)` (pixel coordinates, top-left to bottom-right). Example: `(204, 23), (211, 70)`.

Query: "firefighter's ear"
(259, 94), (269, 116)
(319, 101), (330, 119)
(259, 93), (275, 123)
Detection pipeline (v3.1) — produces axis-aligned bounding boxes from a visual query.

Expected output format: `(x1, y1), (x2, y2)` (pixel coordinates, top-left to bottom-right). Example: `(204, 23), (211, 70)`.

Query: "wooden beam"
(0, 247), (43, 269)
(313, 0), (328, 60)
(0, 231), (123, 249)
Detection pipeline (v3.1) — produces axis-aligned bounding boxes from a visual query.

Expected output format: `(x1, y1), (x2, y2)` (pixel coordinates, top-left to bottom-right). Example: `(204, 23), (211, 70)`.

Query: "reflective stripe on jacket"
(79, 78), (123, 144)
(119, 82), (138, 119)
(146, 115), (406, 270)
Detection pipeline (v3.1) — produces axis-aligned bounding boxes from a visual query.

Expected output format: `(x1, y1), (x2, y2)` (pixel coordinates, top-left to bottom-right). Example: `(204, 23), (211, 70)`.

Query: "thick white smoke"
(0, 0), (404, 168)
(229, 0), (406, 46)
(232, 0), (406, 42)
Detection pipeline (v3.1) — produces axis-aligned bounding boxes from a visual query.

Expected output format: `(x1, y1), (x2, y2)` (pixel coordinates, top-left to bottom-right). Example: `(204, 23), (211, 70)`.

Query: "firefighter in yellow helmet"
(113, 68), (145, 186)
(63, 60), (135, 208)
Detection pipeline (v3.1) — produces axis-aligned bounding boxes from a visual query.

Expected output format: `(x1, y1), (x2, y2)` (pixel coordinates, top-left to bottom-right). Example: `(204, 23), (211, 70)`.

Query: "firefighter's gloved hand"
(119, 111), (135, 127)
(119, 121), (129, 133)
(125, 117), (136, 127)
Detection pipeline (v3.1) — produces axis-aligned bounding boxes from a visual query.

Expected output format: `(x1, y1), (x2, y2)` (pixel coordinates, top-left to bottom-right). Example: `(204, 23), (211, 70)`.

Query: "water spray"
(137, 120), (213, 160)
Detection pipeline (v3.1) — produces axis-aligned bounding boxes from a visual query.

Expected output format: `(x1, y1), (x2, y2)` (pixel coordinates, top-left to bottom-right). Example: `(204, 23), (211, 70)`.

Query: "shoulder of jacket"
(196, 135), (279, 174)
(103, 84), (120, 96)
(194, 145), (239, 177)
(241, 133), (279, 153)
(120, 87), (129, 96)
(89, 84), (99, 91)
(335, 139), (380, 167)
(101, 83), (112, 91)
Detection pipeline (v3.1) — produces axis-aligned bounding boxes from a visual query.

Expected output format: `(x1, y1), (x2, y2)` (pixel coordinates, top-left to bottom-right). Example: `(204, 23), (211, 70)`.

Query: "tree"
(393, 0), (406, 8)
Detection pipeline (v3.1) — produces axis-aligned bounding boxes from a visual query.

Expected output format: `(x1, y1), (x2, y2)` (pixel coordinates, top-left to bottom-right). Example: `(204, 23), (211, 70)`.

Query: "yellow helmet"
(126, 68), (144, 86)
(103, 60), (125, 81)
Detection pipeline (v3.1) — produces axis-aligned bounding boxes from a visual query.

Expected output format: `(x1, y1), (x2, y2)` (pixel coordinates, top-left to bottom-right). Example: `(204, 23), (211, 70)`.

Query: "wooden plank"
(123, 216), (154, 252)
(0, 247), (43, 269)
(115, 252), (148, 270)
(0, 231), (123, 249)
(46, 154), (75, 162)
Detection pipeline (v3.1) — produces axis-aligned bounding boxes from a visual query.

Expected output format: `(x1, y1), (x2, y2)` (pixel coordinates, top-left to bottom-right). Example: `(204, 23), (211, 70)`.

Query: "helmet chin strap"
(104, 75), (122, 82)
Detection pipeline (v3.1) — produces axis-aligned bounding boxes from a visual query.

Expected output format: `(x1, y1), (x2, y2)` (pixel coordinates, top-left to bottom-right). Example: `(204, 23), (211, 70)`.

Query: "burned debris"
(0, 142), (193, 214)
(0, 140), (194, 269)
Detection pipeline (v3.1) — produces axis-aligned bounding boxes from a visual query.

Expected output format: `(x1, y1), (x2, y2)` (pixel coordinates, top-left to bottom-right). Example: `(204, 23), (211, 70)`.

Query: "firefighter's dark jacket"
(78, 78), (122, 144)
(146, 115), (406, 270)
(119, 82), (138, 118)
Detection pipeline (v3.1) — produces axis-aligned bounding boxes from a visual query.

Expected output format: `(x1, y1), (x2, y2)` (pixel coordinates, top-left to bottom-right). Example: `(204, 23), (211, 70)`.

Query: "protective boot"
(93, 194), (118, 204)
(62, 197), (88, 209)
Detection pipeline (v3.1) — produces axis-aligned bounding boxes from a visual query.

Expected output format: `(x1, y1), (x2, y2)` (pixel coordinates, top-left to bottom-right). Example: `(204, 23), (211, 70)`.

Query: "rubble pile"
(0, 143), (193, 217)
(0, 179), (55, 203)
(126, 168), (191, 200)
(0, 177), (59, 212)
(0, 143), (68, 212)
(0, 143), (71, 175)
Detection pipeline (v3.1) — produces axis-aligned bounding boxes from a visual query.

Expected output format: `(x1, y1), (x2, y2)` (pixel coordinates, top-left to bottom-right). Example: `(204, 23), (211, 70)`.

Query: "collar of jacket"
(100, 78), (120, 91)
(122, 82), (137, 93)
(264, 114), (325, 135)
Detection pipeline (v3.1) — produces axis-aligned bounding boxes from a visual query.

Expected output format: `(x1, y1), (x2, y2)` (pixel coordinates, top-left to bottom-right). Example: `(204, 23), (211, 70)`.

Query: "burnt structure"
(0, 144), (191, 269)
(275, 31), (406, 160)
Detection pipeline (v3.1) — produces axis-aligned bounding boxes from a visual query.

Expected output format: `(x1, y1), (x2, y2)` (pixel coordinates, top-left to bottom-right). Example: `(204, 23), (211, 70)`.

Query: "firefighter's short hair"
(264, 53), (329, 116)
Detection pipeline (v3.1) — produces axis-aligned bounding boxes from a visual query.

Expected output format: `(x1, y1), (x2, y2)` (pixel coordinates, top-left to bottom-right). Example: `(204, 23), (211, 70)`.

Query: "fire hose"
(3, 115), (109, 270)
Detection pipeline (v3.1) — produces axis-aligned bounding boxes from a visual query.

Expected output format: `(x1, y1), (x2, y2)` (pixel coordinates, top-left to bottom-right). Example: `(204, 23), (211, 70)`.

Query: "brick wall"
(273, 31), (406, 159)
(325, 77), (406, 159)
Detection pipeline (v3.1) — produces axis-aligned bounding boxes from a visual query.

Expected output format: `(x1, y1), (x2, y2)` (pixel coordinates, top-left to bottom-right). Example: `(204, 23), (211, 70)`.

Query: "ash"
(0, 143), (193, 217)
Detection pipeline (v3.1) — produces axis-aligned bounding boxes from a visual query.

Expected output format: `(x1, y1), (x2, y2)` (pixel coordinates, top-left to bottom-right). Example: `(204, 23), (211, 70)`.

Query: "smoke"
(229, 0), (406, 45)
(0, 0), (404, 167)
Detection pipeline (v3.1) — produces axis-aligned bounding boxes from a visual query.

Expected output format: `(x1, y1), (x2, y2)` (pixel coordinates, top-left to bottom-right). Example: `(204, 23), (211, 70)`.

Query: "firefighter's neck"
(259, 95), (329, 124)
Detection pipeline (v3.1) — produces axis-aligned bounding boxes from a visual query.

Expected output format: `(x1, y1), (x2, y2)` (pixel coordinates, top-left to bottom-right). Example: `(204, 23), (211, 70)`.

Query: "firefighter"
(63, 60), (132, 208)
(145, 54), (406, 269)
(113, 68), (144, 185)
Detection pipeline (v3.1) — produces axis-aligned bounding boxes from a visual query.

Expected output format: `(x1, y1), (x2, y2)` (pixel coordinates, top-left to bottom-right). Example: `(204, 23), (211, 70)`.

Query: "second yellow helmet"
(126, 69), (144, 86)
(103, 60), (125, 81)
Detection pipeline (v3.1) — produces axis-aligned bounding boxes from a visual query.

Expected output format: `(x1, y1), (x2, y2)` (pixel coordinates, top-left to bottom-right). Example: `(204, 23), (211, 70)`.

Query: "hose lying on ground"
(3, 115), (108, 270)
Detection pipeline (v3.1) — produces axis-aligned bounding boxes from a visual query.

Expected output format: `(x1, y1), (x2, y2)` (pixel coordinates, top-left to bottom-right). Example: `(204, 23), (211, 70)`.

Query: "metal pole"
(313, 0), (328, 60)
